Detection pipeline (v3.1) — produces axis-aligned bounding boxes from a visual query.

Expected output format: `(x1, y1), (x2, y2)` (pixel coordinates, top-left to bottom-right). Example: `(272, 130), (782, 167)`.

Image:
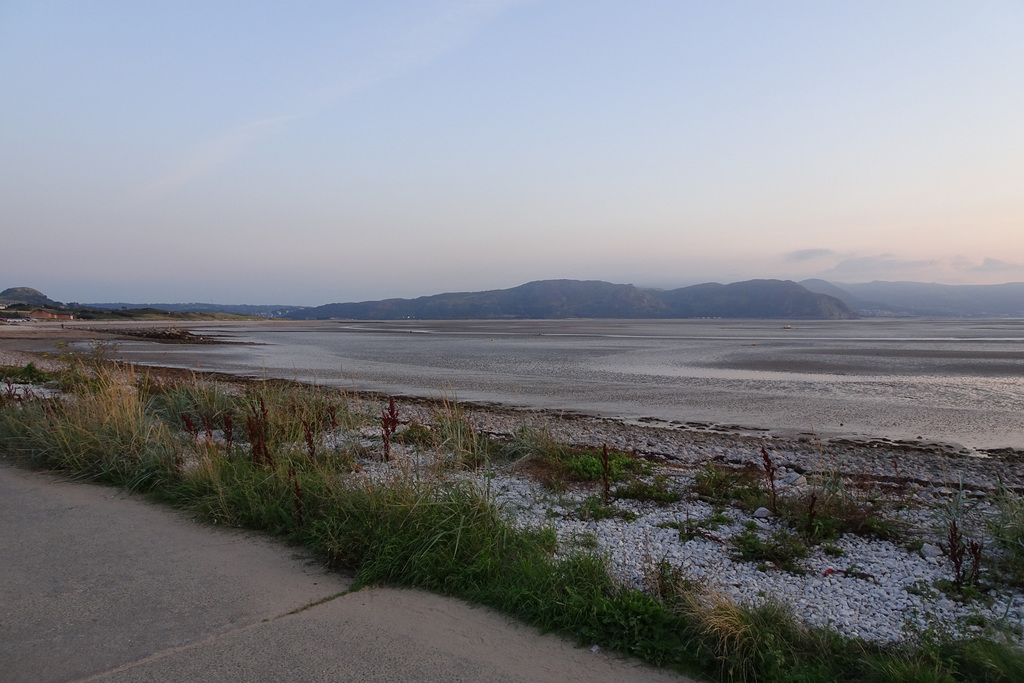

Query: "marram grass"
(1, 360), (1022, 682)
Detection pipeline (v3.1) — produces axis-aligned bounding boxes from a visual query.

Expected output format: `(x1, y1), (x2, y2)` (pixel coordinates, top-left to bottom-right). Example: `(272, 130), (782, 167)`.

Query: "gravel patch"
(359, 399), (1024, 645)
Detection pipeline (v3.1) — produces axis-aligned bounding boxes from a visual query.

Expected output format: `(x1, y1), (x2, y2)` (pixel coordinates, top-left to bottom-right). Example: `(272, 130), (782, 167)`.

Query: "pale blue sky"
(2, 1), (1022, 304)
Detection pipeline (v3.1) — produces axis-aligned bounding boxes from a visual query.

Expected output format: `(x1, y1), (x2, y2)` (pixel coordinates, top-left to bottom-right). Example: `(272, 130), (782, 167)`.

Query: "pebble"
(457, 465), (1024, 645)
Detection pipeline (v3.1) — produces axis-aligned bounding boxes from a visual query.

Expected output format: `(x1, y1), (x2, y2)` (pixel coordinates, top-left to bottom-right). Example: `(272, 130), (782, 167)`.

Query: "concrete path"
(0, 464), (692, 682)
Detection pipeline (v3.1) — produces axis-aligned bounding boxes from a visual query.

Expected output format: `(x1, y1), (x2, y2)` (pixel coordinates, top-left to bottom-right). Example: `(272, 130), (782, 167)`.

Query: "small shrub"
(613, 475), (682, 504)
(779, 489), (900, 543)
(576, 495), (637, 522)
(393, 421), (434, 448)
(678, 589), (838, 682)
(661, 511), (729, 542)
(513, 425), (644, 488)
(0, 362), (51, 384)
(646, 559), (704, 607)
(0, 362), (175, 490)
(149, 372), (236, 431)
(730, 526), (809, 574)
(565, 447), (642, 482)
(906, 539), (926, 554)
(940, 518), (986, 596)
(692, 461), (768, 510)
(761, 446), (779, 512)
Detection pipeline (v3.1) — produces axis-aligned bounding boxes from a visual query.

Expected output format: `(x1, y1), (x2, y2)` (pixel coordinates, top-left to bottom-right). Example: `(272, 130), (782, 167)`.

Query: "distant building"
(28, 308), (74, 320)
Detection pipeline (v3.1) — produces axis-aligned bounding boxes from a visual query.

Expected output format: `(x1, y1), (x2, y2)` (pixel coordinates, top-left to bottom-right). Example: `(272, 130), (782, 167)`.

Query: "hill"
(0, 287), (263, 321)
(0, 287), (63, 308)
(286, 279), (857, 320)
(800, 280), (1024, 317)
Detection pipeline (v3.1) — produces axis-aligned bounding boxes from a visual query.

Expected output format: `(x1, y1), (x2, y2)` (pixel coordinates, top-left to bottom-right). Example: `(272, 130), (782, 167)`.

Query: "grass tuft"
(613, 474), (683, 504)
(729, 522), (810, 574)
(988, 483), (1024, 586)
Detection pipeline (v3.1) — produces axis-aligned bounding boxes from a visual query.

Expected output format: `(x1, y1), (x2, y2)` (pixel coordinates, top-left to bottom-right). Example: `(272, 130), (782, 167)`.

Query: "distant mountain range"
(5, 278), (1022, 320)
(285, 279), (854, 320)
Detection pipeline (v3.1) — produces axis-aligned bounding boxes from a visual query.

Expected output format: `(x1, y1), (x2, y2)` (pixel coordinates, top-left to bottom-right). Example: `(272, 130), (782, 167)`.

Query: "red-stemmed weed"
(761, 445), (778, 512)
(289, 464), (304, 527)
(380, 397), (399, 461)
(601, 444), (612, 502)
(246, 397), (272, 468)
(181, 413), (199, 440)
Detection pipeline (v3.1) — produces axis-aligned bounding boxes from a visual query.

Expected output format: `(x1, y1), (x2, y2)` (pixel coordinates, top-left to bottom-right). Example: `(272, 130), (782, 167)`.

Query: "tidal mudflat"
(99, 318), (1024, 452)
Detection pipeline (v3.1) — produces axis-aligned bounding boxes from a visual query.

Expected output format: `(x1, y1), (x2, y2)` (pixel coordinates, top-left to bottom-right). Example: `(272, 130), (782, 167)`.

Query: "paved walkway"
(0, 464), (692, 682)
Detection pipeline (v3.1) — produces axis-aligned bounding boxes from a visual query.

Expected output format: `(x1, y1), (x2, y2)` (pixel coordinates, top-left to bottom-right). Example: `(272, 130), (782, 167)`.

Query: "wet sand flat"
(4, 318), (1023, 450)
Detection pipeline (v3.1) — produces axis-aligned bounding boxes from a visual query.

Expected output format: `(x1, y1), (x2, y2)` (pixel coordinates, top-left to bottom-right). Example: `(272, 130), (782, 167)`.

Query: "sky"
(2, 1), (1023, 305)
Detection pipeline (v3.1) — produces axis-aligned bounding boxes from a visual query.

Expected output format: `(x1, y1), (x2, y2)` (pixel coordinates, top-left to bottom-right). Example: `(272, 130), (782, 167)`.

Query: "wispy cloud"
(132, 0), (530, 204)
(817, 254), (939, 282)
(131, 116), (298, 205)
(967, 257), (1022, 273)
(784, 248), (835, 262)
(295, 0), (530, 116)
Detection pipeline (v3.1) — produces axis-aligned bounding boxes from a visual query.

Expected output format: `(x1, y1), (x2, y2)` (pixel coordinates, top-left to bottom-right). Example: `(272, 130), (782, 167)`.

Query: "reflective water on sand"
(111, 319), (1024, 450)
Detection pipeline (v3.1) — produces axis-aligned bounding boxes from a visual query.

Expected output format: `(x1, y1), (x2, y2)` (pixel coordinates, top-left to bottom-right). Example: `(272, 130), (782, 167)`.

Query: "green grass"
(613, 474), (683, 504)
(988, 483), (1024, 586)
(822, 543), (845, 557)
(390, 401), (507, 469)
(575, 494), (637, 522)
(393, 420), (435, 447)
(779, 489), (901, 543)
(693, 461), (769, 510)
(660, 511), (730, 542)
(2, 359), (1023, 682)
(729, 522), (810, 574)
(692, 459), (901, 547)
(429, 399), (506, 469)
(0, 363), (176, 490)
(507, 424), (647, 488)
(0, 362), (51, 384)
